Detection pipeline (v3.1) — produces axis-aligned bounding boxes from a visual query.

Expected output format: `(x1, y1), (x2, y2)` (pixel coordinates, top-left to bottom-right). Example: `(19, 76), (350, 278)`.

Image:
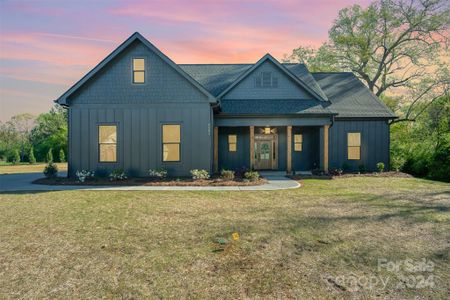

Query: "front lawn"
(0, 177), (449, 298)
(0, 162), (67, 174)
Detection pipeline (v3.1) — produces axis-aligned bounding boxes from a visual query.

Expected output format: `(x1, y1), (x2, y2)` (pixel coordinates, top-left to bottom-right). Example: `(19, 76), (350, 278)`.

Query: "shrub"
(109, 169), (127, 181)
(341, 163), (350, 172)
(190, 169), (210, 180)
(311, 168), (325, 176)
(43, 162), (58, 178)
(244, 171), (260, 181)
(376, 162), (385, 173)
(220, 169), (235, 180)
(329, 168), (343, 176)
(59, 149), (66, 163)
(235, 166), (249, 178)
(12, 150), (20, 165)
(148, 168), (168, 179)
(46, 148), (53, 163)
(75, 170), (95, 183)
(29, 147), (36, 164)
(358, 164), (366, 173)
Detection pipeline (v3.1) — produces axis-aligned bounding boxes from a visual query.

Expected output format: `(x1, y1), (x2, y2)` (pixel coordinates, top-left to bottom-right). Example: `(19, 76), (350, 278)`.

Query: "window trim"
(161, 124), (181, 162)
(228, 134), (237, 152)
(294, 134), (302, 152)
(347, 132), (361, 160)
(98, 123), (118, 163)
(132, 58), (145, 84)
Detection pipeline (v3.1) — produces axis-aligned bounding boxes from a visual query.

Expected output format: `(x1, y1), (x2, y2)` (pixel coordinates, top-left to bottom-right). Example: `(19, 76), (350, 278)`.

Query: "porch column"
(323, 125), (329, 172)
(213, 126), (218, 173)
(287, 125), (292, 174)
(249, 126), (254, 170)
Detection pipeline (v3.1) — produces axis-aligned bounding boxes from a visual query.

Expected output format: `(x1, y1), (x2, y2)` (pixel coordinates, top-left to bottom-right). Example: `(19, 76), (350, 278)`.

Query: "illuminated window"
(133, 58), (145, 83)
(294, 134), (302, 151)
(162, 124), (180, 161)
(348, 132), (361, 160)
(99, 125), (117, 162)
(228, 135), (237, 152)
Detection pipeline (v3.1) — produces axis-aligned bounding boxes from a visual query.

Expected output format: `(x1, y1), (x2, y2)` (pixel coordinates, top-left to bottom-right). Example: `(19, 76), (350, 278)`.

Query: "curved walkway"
(0, 172), (300, 192)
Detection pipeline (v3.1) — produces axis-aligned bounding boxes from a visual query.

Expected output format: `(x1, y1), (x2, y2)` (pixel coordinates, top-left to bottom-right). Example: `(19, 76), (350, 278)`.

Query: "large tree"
(284, 0), (449, 123)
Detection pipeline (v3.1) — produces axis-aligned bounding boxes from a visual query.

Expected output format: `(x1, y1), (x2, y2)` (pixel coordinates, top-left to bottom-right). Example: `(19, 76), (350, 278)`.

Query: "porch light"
(264, 127), (271, 134)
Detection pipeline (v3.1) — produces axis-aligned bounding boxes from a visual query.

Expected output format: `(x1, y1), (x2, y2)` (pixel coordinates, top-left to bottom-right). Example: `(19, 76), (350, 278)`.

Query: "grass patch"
(0, 177), (449, 298)
(0, 163), (67, 174)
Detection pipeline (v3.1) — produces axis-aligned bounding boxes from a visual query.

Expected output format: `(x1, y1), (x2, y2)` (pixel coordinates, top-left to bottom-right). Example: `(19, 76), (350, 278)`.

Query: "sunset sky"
(0, 0), (370, 121)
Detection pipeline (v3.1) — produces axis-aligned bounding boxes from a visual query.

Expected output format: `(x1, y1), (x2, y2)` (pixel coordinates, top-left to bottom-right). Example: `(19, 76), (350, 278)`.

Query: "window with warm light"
(228, 135), (237, 152)
(99, 125), (117, 162)
(133, 58), (145, 83)
(347, 132), (361, 160)
(294, 134), (302, 151)
(162, 124), (181, 161)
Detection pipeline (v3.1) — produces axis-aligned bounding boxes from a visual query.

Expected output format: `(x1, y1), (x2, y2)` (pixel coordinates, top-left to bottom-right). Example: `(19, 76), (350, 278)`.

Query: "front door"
(255, 140), (272, 169)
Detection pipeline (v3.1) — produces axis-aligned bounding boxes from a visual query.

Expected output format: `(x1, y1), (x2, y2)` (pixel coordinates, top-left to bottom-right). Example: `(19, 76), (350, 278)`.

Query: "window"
(162, 124), (180, 161)
(254, 72), (278, 88)
(99, 125), (117, 162)
(133, 58), (145, 83)
(228, 135), (237, 152)
(294, 134), (302, 151)
(347, 132), (361, 160)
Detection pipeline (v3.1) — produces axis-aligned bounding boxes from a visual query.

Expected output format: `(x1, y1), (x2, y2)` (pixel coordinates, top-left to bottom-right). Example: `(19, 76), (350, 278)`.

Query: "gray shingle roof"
(180, 63), (396, 118)
(313, 73), (396, 118)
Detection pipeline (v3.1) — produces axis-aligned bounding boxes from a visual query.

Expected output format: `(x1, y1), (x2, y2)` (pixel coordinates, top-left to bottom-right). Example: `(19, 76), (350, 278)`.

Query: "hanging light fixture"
(264, 127), (271, 134)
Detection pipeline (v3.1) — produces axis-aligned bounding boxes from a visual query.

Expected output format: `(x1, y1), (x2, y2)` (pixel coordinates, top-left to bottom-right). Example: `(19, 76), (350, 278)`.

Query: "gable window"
(99, 125), (117, 162)
(228, 135), (237, 152)
(132, 58), (145, 84)
(255, 72), (278, 88)
(294, 134), (302, 151)
(347, 132), (361, 160)
(162, 124), (181, 162)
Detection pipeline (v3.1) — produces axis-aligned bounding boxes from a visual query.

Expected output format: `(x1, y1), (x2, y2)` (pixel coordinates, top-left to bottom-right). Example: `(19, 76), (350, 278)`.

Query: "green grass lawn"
(0, 177), (449, 298)
(0, 162), (67, 174)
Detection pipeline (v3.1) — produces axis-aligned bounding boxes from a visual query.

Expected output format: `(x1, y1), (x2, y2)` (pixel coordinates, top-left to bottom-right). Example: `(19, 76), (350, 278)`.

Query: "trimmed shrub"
(358, 164), (366, 173)
(46, 148), (53, 163)
(341, 163), (350, 172)
(75, 170), (95, 183)
(329, 168), (343, 176)
(148, 168), (168, 179)
(29, 147), (36, 164)
(109, 169), (127, 181)
(12, 150), (20, 165)
(43, 162), (58, 178)
(190, 169), (210, 180)
(244, 171), (260, 182)
(220, 169), (235, 180)
(376, 162), (385, 173)
(59, 149), (66, 163)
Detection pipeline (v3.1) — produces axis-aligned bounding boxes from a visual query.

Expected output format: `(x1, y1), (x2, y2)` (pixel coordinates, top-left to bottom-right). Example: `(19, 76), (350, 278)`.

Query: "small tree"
(12, 149), (20, 164)
(29, 147), (36, 164)
(46, 148), (53, 163)
(59, 149), (66, 163)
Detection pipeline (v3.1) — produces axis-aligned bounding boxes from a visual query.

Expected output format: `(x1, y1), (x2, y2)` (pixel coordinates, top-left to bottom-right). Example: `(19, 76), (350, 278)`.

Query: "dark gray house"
(56, 32), (396, 177)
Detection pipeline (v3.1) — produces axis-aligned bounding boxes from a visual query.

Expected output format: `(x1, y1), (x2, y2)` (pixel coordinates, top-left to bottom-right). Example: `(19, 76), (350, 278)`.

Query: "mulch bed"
(33, 176), (267, 186)
(289, 171), (413, 180)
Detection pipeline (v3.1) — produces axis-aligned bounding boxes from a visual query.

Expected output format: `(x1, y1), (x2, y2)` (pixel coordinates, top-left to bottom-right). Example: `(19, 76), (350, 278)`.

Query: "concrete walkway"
(0, 172), (300, 192)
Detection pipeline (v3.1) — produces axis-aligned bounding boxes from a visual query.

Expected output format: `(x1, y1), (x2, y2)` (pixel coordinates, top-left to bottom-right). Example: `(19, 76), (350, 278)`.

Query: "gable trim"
(55, 32), (217, 106)
(216, 54), (328, 101)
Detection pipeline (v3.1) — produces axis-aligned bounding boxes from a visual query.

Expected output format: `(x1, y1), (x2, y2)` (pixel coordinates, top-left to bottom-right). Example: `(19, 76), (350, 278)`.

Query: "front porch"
(213, 123), (330, 174)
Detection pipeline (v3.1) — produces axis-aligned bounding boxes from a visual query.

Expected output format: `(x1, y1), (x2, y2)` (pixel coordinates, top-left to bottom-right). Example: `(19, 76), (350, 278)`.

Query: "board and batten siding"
(66, 39), (213, 177)
(68, 104), (212, 177)
(328, 120), (390, 172)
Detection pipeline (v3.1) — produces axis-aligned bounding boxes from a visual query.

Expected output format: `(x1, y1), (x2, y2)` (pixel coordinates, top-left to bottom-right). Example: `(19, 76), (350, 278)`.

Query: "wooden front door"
(254, 134), (278, 170)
